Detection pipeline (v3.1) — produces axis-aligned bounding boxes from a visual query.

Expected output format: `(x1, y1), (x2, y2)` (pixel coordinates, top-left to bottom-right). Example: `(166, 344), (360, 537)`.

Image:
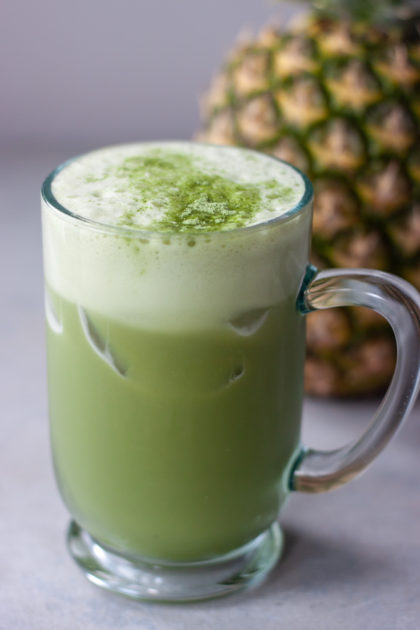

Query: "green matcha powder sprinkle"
(104, 150), (291, 233)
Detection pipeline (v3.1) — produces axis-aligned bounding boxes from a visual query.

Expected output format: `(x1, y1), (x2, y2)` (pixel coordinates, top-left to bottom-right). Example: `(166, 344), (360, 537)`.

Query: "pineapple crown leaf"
(280, 0), (419, 22)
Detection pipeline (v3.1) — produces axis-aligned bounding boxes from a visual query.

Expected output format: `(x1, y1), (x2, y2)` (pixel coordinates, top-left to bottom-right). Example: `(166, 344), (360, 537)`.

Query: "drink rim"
(41, 141), (313, 238)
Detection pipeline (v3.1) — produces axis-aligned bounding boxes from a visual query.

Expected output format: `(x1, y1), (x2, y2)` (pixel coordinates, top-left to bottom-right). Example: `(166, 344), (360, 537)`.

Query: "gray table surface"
(2, 148), (420, 630)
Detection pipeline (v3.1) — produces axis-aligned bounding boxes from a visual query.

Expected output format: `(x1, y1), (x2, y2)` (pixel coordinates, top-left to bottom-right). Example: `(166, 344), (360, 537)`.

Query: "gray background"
(1, 1), (420, 628)
(1, 0), (298, 152)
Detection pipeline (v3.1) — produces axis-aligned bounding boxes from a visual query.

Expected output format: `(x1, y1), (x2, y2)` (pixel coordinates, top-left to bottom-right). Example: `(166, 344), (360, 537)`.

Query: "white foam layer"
(42, 143), (312, 330)
(51, 143), (305, 229)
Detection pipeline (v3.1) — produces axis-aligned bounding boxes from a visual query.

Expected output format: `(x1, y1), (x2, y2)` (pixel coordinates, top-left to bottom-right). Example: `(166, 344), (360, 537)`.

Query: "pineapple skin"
(199, 14), (420, 396)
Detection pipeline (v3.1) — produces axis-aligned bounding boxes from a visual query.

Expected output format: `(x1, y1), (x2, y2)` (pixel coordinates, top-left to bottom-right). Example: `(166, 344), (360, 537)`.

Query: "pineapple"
(198, 0), (420, 396)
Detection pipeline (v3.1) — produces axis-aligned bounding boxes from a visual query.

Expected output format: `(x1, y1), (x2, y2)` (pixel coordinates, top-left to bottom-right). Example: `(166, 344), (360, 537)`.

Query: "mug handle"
(292, 266), (420, 493)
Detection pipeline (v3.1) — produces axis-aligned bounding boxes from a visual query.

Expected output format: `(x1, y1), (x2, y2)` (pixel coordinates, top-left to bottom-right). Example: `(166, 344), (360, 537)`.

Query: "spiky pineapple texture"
(297, 0), (417, 22)
(199, 6), (420, 395)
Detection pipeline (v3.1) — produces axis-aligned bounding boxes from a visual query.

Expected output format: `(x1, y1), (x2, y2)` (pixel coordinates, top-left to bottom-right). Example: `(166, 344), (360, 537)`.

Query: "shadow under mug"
(41, 144), (420, 602)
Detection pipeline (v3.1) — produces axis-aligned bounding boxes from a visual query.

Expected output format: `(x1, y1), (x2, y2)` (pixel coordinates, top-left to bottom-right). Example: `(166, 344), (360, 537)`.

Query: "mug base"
(67, 520), (283, 602)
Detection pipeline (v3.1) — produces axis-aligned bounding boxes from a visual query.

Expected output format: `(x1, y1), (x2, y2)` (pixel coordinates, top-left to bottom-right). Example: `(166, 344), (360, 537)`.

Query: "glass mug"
(41, 143), (420, 602)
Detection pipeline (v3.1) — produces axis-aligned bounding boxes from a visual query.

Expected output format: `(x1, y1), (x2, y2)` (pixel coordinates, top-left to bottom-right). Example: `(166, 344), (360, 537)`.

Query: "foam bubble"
(42, 142), (312, 330)
(51, 143), (305, 231)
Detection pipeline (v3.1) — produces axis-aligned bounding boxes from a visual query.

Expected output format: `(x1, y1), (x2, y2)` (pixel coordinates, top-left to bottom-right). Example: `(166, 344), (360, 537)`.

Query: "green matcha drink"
(42, 142), (312, 563)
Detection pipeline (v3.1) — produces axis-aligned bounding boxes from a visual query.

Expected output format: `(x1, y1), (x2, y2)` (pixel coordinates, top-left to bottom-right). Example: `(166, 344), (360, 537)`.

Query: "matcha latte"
(42, 143), (312, 567)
